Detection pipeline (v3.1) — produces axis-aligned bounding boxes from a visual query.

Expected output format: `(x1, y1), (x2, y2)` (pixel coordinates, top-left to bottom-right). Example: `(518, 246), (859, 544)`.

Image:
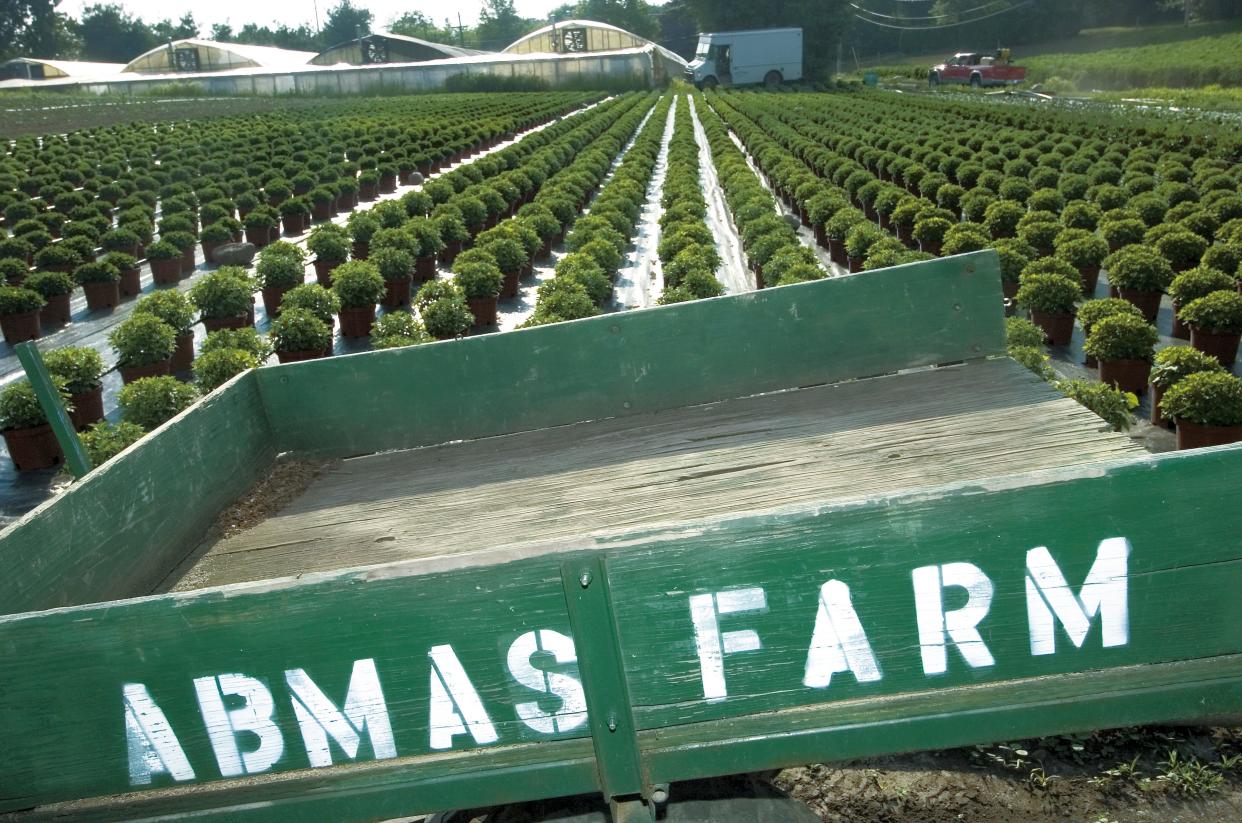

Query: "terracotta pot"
(380, 174), (398, 193)
(171, 332), (195, 372)
(382, 278), (412, 308)
(314, 259), (339, 288)
(827, 238), (846, 266)
(245, 227), (270, 248)
(262, 286), (290, 317)
(1077, 265), (1100, 296)
(3, 424), (63, 471)
(180, 247), (196, 274)
(1176, 420), (1242, 450)
(440, 240), (463, 266)
(415, 255), (437, 282)
(352, 241), (369, 261)
(1098, 358), (1150, 394)
(40, 293), (71, 326)
(119, 267), (142, 298)
(1030, 310), (1075, 346)
(83, 280), (120, 311)
(1189, 328), (1241, 369)
(269, 227), (281, 243)
(0, 310), (42, 344)
(502, 269), (519, 299)
(312, 202), (332, 222)
(150, 258), (182, 285)
(203, 315), (250, 333)
(467, 295), (498, 327)
(847, 256), (864, 274)
(359, 183), (378, 201)
(276, 349), (326, 364)
(282, 215), (304, 237)
(1118, 287), (1161, 323)
(120, 359), (171, 384)
(1150, 383), (1172, 429)
(1171, 300), (1190, 340)
(339, 305), (376, 338)
(69, 386), (105, 431)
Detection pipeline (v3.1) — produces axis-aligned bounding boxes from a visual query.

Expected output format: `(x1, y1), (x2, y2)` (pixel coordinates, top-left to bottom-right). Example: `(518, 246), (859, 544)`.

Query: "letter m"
(1026, 537), (1130, 656)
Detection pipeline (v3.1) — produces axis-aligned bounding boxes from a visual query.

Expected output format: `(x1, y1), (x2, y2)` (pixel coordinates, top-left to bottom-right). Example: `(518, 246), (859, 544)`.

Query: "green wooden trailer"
(2, 252), (1240, 821)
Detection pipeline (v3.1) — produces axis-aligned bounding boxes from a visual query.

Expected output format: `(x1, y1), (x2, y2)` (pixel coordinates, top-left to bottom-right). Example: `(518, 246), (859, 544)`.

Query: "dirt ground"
(775, 727), (1242, 823)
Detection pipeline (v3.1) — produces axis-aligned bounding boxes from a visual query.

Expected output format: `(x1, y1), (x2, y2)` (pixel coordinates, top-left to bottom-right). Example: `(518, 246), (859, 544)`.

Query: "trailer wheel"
(929, 72), (940, 87)
(763, 70), (783, 87)
(970, 73), (982, 89)
(701, 76), (718, 90)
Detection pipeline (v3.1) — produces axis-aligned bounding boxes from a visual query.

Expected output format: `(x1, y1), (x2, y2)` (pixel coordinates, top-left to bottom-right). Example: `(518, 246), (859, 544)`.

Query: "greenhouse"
(312, 31), (488, 66)
(0, 58), (124, 83)
(122, 39), (317, 74)
(503, 20), (686, 79)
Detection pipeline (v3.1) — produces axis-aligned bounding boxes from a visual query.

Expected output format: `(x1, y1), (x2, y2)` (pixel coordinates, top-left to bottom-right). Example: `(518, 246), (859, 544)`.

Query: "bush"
(1077, 297), (1143, 337)
(1083, 314), (1158, 362)
(991, 238), (1034, 284)
(1168, 267), (1236, 307)
(420, 296), (473, 338)
(255, 251), (306, 290)
(527, 278), (598, 325)
(189, 271), (252, 321)
(133, 290), (195, 335)
(1005, 316), (1046, 349)
(1055, 235), (1109, 270)
(202, 327), (272, 360)
(23, 270), (73, 299)
(33, 244), (82, 271)
(118, 376), (198, 430)
(372, 312), (430, 349)
(1009, 345), (1055, 381)
(912, 216), (952, 247)
(270, 308), (332, 353)
(1104, 246), (1174, 293)
(194, 348), (260, 392)
(1161, 371), (1242, 427)
(0, 285), (45, 315)
(331, 261), (385, 309)
(1057, 378), (1137, 432)
(372, 247), (414, 283)
(555, 254), (610, 306)
(1154, 229), (1208, 270)
(79, 421), (146, 465)
(109, 314), (175, 367)
(1179, 290), (1242, 335)
(1150, 345), (1224, 391)
(0, 380), (61, 430)
(43, 346), (104, 394)
(1016, 272), (1081, 315)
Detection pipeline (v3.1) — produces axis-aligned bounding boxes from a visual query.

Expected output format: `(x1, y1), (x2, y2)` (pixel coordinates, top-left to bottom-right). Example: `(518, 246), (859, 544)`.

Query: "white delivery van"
(686, 27), (803, 89)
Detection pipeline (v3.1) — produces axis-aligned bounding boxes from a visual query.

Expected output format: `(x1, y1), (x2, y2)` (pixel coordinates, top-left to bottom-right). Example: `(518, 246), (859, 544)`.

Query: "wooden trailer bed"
(173, 357), (1140, 590)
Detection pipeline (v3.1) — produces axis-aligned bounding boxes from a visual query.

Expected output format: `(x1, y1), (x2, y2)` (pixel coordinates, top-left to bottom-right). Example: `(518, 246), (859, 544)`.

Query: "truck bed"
(170, 357), (1141, 590)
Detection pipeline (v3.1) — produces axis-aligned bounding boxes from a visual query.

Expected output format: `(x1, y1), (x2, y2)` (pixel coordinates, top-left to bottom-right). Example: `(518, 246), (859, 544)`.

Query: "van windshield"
(695, 40), (711, 58)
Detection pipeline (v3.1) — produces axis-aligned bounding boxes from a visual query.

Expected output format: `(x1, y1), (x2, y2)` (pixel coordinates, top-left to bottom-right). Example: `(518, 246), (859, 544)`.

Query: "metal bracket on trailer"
(561, 555), (658, 821)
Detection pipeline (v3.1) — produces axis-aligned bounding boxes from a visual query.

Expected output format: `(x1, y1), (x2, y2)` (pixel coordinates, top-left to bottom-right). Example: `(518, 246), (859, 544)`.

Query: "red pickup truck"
(929, 50), (1026, 88)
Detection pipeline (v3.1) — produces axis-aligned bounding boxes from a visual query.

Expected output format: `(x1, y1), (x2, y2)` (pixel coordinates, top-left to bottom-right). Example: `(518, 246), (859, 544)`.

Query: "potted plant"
(1149, 346), (1223, 428)
(1161, 371), (1242, 449)
(330, 261), (385, 337)
(347, 212), (379, 260)
(420, 293), (474, 340)
(243, 211), (277, 248)
(279, 198), (311, 236)
(1015, 271), (1082, 346)
(270, 308), (333, 362)
(190, 269), (254, 332)
(453, 254), (504, 328)
(991, 238), (1034, 304)
(118, 376), (198, 430)
(44, 346), (105, 430)
(101, 251), (141, 298)
(0, 286), (45, 344)
(199, 222), (233, 262)
(1167, 267), (1235, 339)
(161, 231), (198, 275)
(255, 253), (305, 317)
(1179, 289), (1242, 367)
(32, 244), (81, 274)
(134, 290), (197, 372)
(372, 311), (431, 349)
(1083, 313), (1158, 394)
(193, 348), (260, 393)
(912, 216), (952, 257)
(1103, 246), (1173, 322)
(281, 283), (341, 329)
(407, 218), (447, 282)
(145, 239), (183, 285)
(309, 187), (336, 222)
(0, 380), (64, 470)
(434, 211), (471, 266)
(1154, 229), (1208, 272)
(109, 314), (176, 384)
(1055, 234), (1109, 294)
(101, 227), (140, 257)
(307, 226), (350, 287)
(1076, 297), (1143, 367)
(24, 271), (73, 326)
(373, 247), (415, 307)
(358, 170), (380, 202)
(79, 420), (146, 466)
(73, 261), (121, 311)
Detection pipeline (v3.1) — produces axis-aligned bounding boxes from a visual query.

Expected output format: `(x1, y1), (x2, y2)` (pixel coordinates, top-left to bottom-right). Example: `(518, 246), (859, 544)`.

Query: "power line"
(852, 0), (1033, 30)
(849, 1), (1010, 21)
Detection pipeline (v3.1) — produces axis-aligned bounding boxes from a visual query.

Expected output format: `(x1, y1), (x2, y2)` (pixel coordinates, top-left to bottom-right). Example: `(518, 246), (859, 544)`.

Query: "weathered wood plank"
(180, 357), (1139, 589)
(254, 251), (1006, 459)
(0, 371), (276, 614)
(1, 444), (1240, 819)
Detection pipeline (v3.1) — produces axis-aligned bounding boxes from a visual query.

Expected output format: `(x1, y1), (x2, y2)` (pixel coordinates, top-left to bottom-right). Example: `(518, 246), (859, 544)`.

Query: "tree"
(211, 22), (233, 41)
(476, 0), (529, 50)
(657, 0), (698, 59)
(389, 11), (448, 42)
(77, 4), (157, 62)
(152, 12), (198, 42)
(321, 0), (372, 47)
(0, 0), (69, 60)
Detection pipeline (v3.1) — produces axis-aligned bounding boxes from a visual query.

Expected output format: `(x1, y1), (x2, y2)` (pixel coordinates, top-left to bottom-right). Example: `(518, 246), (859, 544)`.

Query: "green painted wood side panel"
(0, 373), (276, 614)
(256, 251), (1005, 458)
(2, 445), (1240, 819)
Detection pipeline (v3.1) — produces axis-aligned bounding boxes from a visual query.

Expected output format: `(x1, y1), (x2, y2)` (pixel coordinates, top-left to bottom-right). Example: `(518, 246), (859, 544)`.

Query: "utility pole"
(313, 0), (321, 35)
(456, 12), (466, 46)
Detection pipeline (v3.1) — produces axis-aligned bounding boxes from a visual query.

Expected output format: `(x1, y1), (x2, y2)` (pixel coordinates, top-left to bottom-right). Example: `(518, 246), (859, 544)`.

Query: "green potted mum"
(134, 290), (197, 371)
(372, 311), (431, 349)
(1149, 346), (1224, 428)
(255, 248), (307, 316)
(44, 346), (106, 430)
(1055, 234), (1110, 295)
(110, 313), (176, 383)
(243, 210), (277, 248)
(1103, 246), (1173, 322)
(1161, 371), (1242, 449)
(24, 271), (73, 326)
(193, 348), (260, 393)
(118, 376), (198, 431)
(145, 239), (183, 285)
(1076, 298), (1144, 367)
(1179, 290), (1242, 367)
(1083, 313), (1159, 394)
(373, 247), (415, 307)
(1015, 271), (1082, 346)
(0, 380), (64, 470)
(1167, 267), (1236, 339)
(270, 308), (334, 362)
(452, 255), (504, 328)
(101, 251), (141, 298)
(330, 260), (385, 337)
(0, 286), (45, 344)
(189, 270), (253, 332)
(73, 261), (121, 311)
(282, 283), (340, 329)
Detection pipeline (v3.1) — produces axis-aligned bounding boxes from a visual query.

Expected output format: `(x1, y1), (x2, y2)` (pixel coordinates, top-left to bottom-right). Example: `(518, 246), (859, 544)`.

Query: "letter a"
(803, 580), (882, 689)
(428, 644), (498, 751)
(124, 683), (195, 786)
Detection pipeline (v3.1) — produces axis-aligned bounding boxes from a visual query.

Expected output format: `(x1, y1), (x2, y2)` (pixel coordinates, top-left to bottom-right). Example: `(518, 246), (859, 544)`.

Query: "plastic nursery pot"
(313, 260), (337, 288)
(262, 286), (290, 317)
(1078, 266), (1100, 296)
(171, 332), (195, 373)
(467, 296), (498, 328)
(180, 247), (196, 275)
(1029, 310), (1075, 347)
(3, 424), (63, 471)
(282, 216), (304, 237)
(847, 256), (864, 274)
(415, 255), (437, 282)
(1150, 384), (1172, 429)
(83, 280), (120, 311)
(0, 310), (42, 344)
(1118, 288), (1162, 323)
(502, 270), (519, 299)
(339, 305), (376, 338)
(312, 202), (332, 222)
(1176, 420), (1242, 450)
(120, 359), (171, 385)
(1189, 328), (1241, 369)
(439, 241), (462, 266)
(119, 267), (142, 298)
(1098, 358), (1150, 395)
(814, 225), (829, 249)
(276, 349), (326, 364)
(40, 294), (70, 326)
(1171, 301), (1190, 340)
(69, 386), (105, 431)
(150, 258), (182, 285)
(352, 241), (370, 261)
(382, 279), (412, 308)
(245, 227), (270, 248)
(202, 315), (250, 333)
(359, 183), (379, 202)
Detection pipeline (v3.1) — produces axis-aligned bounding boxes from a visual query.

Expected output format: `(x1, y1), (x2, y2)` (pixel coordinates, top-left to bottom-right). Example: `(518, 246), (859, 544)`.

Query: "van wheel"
(764, 70), (783, 87)
(701, 76), (718, 90)
(970, 74), (982, 88)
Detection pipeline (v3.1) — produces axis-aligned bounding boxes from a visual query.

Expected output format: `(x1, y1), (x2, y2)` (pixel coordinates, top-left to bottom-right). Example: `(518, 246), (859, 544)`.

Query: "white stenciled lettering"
(1027, 538), (1131, 655)
(507, 630), (588, 735)
(285, 658), (397, 768)
(124, 683), (195, 785)
(193, 673), (284, 777)
(802, 580), (882, 689)
(428, 644), (499, 750)
(690, 587), (767, 702)
(913, 563), (996, 675)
